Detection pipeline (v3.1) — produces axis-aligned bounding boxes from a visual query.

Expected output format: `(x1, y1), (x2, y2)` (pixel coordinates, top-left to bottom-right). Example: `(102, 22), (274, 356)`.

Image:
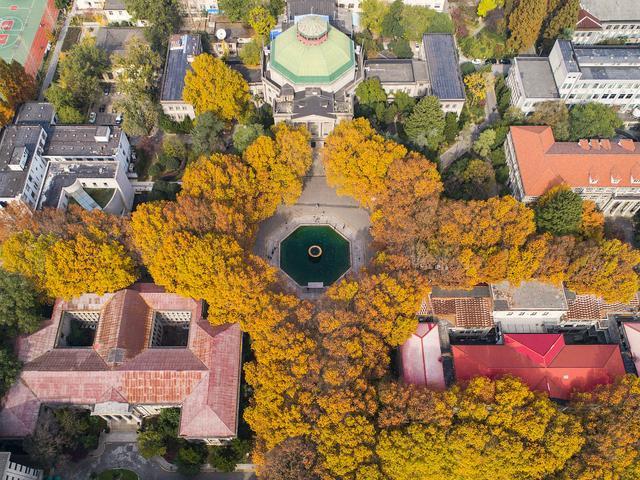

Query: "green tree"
(381, 0), (404, 38)
(543, 0), (580, 40)
(400, 5), (435, 41)
(473, 129), (497, 157)
(443, 112), (459, 143)
(404, 96), (445, 151)
(427, 12), (454, 33)
(233, 123), (265, 153)
(444, 157), (496, 200)
(569, 103), (623, 140)
(124, 0), (181, 51)
(529, 101), (570, 141)
(506, 0), (547, 52)
(112, 38), (162, 97)
(248, 6), (276, 40)
(192, 111), (225, 155)
(0, 347), (21, 398)
(137, 430), (166, 458)
(57, 38), (108, 110)
(0, 268), (42, 336)
(239, 39), (261, 67)
(361, 0), (388, 36)
(219, 0), (256, 21)
(114, 95), (158, 137)
(535, 185), (584, 236)
(44, 87), (84, 123)
(390, 38), (413, 58)
(356, 78), (388, 108)
(176, 444), (207, 475)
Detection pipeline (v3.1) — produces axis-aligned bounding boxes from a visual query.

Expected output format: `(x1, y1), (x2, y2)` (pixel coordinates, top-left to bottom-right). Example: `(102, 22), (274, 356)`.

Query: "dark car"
(485, 58), (497, 64)
(103, 85), (111, 96)
(499, 58), (512, 65)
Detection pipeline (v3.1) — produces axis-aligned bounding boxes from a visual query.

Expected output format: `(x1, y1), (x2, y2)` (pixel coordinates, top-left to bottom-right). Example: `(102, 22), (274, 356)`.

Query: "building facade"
(508, 39), (640, 114)
(573, 0), (640, 45)
(0, 103), (134, 214)
(0, 453), (42, 480)
(160, 34), (202, 121)
(505, 125), (640, 216)
(0, 284), (242, 445)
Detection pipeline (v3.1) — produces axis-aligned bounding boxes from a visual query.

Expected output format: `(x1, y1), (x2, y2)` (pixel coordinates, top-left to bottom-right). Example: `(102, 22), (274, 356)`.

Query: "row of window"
(567, 93), (636, 100)
(165, 105), (190, 112)
(504, 311), (552, 316)
(605, 24), (640, 30)
(563, 82), (640, 90)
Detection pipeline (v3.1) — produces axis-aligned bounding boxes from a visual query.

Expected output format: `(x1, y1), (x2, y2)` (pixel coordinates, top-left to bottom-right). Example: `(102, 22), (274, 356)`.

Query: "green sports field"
(0, 0), (49, 66)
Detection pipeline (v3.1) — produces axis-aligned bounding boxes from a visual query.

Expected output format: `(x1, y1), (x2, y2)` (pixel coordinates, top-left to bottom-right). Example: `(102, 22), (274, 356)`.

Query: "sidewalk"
(39, 4), (76, 100)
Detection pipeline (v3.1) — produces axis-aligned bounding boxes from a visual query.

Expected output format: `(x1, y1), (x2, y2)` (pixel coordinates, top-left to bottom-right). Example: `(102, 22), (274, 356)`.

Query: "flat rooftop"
(95, 27), (146, 57)
(0, 125), (43, 198)
(39, 162), (118, 209)
(515, 57), (560, 99)
(45, 125), (123, 157)
(491, 280), (568, 311)
(581, 66), (640, 81)
(423, 34), (465, 100)
(574, 45), (640, 66)
(161, 34), (201, 102)
(364, 59), (428, 84)
(15, 102), (55, 126)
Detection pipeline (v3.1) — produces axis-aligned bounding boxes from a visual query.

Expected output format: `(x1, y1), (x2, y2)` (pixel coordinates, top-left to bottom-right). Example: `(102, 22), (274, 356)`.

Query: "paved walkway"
(56, 442), (255, 480)
(39, 5), (75, 100)
(254, 148), (372, 297)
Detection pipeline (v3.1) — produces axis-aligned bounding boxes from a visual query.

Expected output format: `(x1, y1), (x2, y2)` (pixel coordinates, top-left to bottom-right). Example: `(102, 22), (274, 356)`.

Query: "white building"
(160, 34), (201, 121)
(0, 103), (134, 215)
(0, 453), (42, 480)
(508, 39), (640, 114)
(573, 0), (640, 45)
(505, 125), (640, 216)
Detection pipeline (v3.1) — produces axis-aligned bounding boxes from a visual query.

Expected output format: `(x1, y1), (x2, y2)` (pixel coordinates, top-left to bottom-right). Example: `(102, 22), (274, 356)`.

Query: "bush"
(239, 40), (261, 67)
(176, 444), (207, 476)
(159, 113), (193, 134)
(207, 439), (252, 472)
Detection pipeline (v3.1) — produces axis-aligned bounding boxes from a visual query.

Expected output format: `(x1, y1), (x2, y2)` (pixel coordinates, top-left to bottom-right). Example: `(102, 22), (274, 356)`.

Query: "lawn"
(96, 469), (138, 480)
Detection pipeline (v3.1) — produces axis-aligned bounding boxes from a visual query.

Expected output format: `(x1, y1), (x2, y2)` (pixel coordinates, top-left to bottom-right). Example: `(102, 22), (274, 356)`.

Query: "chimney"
(600, 139), (611, 150)
(578, 139), (590, 150)
(589, 139), (601, 150)
(619, 139), (636, 152)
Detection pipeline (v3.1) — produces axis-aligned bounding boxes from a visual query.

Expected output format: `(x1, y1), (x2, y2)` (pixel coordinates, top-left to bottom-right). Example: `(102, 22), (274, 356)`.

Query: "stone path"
(254, 148), (372, 297)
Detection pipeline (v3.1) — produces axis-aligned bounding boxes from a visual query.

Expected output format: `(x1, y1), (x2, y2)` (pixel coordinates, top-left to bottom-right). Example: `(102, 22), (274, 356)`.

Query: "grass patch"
(85, 188), (115, 208)
(96, 469), (138, 480)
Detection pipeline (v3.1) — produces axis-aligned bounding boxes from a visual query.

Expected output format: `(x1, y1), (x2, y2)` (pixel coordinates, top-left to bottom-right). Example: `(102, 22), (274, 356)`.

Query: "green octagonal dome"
(270, 16), (356, 85)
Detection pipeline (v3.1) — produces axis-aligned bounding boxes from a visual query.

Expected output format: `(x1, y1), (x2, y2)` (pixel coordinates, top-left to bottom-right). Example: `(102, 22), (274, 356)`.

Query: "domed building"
(262, 15), (363, 142)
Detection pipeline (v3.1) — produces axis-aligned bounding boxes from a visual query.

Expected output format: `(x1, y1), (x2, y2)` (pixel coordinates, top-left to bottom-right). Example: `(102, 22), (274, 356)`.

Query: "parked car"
(115, 113), (123, 125)
(472, 58), (484, 65)
(103, 85), (111, 96)
(485, 58), (497, 64)
(499, 58), (512, 65)
(88, 112), (97, 123)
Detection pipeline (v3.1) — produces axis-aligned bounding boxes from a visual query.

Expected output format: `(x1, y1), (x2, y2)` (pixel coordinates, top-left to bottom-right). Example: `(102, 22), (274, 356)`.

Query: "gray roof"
(104, 0), (127, 10)
(291, 89), (337, 119)
(0, 452), (10, 475)
(581, 66), (640, 80)
(515, 57), (560, 99)
(557, 40), (580, 73)
(287, 0), (336, 19)
(45, 125), (124, 157)
(580, 0), (640, 22)
(229, 62), (262, 84)
(39, 162), (118, 209)
(0, 125), (43, 198)
(95, 27), (146, 57)
(15, 102), (55, 126)
(574, 44), (640, 66)
(491, 281), (568, 311)
(423, 34), (465, 100)
(160, 34), (202, 102)
(364, 59), (429, 84)
(431, 286), (491, 298)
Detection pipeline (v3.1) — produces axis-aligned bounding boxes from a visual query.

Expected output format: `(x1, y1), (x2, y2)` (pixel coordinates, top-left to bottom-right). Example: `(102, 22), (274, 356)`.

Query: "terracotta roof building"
(0, 284), (242, 444)
(453, 333), (625, 399)
(399, 323), (446, 390)
(622, 322), (640, 374)
(505, 125), (640, 216)
(573, 1), (640, 45)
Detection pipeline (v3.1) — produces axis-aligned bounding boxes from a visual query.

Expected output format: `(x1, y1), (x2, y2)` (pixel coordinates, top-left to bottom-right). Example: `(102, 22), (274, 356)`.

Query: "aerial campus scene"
(1, 0), (640, 479)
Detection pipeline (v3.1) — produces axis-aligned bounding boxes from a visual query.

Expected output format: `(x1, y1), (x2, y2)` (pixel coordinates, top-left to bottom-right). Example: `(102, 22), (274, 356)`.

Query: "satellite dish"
(633, 108), (640, 119)
(216, 29), (227, 40)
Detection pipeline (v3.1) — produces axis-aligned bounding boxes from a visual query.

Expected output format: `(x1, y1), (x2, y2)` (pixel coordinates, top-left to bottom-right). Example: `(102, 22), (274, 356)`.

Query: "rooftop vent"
(94, 126), (111, 143)
(589, 139), (601, 150)
(619, 139), (636, 152)
(578, 139), (590, 150)
(8, 146), (28, 171)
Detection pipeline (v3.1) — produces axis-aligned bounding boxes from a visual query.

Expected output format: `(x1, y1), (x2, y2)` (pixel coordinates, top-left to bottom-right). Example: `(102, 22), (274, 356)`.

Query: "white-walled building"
(508, 39), (640, 114)
(0, 453), (42, 480)
(0, 103), (134, 215)
(505, 125), (640, 216)
(573, 0), (640, 45)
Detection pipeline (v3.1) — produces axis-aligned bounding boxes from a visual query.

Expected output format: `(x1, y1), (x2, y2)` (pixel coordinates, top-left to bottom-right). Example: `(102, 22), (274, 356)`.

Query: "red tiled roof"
(453, 333), (625, 400)
(576, 8), (602, 30)
(567, 293), (639, 320)
(509, 126), (640, 197)
(399, 323), (446, 390)
(0, 284), (241, 440)
(429, 297), (494, 328)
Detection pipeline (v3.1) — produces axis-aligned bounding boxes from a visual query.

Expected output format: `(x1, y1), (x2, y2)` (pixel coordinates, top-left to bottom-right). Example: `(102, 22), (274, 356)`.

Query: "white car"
(88, 112), (97, 123)
(471, 58), (484, 65)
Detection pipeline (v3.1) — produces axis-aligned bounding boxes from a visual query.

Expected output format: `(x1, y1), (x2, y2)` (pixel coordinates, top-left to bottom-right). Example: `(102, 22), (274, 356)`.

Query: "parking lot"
(91, 83), (123, 126)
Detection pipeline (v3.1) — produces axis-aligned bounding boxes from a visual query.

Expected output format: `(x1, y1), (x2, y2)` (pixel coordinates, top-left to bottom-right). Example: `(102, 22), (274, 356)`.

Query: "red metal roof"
(453, 334), (625, 400)
(0, 284), (241, 440)
(400, 323), (446, 390)
(576, 8), (602, 30)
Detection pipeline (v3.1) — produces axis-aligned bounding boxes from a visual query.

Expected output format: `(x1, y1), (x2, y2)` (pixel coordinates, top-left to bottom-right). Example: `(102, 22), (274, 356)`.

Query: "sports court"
(0, 0), (57, 75)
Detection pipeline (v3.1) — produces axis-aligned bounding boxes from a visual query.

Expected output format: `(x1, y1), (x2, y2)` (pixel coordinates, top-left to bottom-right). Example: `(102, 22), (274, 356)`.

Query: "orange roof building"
(505, 125), (640, 216)
(0, 284), (242, 444)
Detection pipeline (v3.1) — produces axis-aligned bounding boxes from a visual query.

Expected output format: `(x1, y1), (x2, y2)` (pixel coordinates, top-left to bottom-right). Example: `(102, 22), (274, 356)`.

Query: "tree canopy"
(534, 185), (584, 236)
(569, 103), (624, 140)
(404, 96), (445, 151)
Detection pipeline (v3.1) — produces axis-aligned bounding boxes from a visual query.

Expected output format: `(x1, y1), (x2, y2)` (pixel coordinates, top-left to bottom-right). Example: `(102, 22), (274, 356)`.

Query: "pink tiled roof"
(576, 8), (602, 30)
(453, 334), (625, 400)
(399, 323), (446, 390)
(0, 284), (242, 440)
